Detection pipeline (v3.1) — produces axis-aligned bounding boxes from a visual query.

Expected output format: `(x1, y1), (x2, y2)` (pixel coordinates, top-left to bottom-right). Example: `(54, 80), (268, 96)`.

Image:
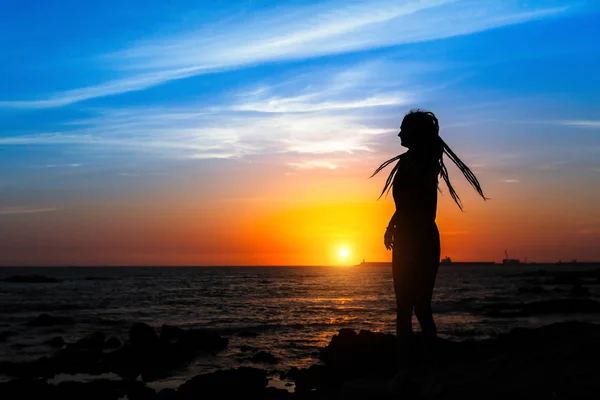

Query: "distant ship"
(502, 250), (520, 265)
(441, 256), (452, 264)
(556, 259), (578, 265)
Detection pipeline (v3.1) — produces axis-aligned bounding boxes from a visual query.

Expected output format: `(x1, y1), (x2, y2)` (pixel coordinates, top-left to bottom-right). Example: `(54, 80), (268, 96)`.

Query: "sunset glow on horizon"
(1, 1), (600, 266)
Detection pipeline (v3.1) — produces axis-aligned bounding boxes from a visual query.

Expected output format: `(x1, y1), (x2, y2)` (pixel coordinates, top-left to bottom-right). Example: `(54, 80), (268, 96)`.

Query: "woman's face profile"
(398, 121), (415, 148)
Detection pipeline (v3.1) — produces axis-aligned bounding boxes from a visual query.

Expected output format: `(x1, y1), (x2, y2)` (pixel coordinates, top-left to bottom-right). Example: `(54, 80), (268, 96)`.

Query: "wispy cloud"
(0, 62), (406, 160)
(503, 179), (520, 183)
(44, 163), (82, 168)
(0, 207), (60, 215)
(0, 111), (392, 160)
(234, 94), (407, 114)
(0, 67), (208, 109)
(0, 1), (570, 108)
(559, 120), (600, 128)
(288, 160), (343, 170)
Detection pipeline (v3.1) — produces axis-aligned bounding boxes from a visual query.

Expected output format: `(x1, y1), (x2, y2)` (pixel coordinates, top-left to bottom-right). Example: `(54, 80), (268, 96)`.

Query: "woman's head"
(372, 108), (487, 209)
(398, 109), (440, 150)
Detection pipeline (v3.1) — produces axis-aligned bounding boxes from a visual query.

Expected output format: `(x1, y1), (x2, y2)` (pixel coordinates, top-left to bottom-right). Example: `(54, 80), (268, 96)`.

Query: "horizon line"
(2, 261), (599, 268)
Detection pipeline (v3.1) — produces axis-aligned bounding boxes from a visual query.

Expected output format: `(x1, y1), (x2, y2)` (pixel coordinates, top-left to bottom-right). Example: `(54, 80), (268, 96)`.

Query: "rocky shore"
(1, 317), (598, 399)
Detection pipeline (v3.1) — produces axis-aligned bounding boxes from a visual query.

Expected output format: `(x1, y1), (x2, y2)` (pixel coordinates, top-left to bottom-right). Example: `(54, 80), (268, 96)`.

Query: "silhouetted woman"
(371, 109), (486, 389)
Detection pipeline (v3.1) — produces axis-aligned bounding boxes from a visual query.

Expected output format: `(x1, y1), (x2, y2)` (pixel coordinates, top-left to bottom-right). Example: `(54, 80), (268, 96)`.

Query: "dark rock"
(251, 351), (279, 364)
(160, 325), (185, 343)
(320, 329), (397, 375)
(0, 331), (16, 342)
(0, 378), (54, 400)
(285, 382), (293, 387)
(53, 379), (153, 400)
(263, 386), (291, 399)
(1, 322), (228, 383)
(91, 331), (105, 343)
(177, 367), (268, 399)
(27, 314), (75, 327)
(126, 384), (157, 400)
(70, 332), (105, 351)
(294, 364), (330, 393)
(130, 323), (159, 348)
(104, 337), (122, 349)
(294, 322), (600, 399)
(46, 336), (65, 348)
(104, 323), (228, 382)
(156, 388), (177, 400)
(2, 275), (59, 283)
(280, 366), (300, 380)
(55, 381), (114, 400)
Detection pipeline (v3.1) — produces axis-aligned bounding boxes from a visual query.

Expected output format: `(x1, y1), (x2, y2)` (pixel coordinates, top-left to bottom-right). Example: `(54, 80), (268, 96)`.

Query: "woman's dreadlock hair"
(370, 109), (487, 210)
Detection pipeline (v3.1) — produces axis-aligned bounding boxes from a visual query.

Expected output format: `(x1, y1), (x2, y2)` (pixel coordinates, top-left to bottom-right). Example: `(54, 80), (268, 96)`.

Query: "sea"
(1, 264), (599, 390)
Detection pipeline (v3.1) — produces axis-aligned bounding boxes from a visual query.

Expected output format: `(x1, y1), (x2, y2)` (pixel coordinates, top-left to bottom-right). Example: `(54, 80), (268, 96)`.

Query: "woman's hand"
(384, 227), (394, 250)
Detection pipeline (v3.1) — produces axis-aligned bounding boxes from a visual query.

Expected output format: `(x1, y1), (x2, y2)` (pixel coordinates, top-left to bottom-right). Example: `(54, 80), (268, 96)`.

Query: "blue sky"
(1, 0), (600, 264)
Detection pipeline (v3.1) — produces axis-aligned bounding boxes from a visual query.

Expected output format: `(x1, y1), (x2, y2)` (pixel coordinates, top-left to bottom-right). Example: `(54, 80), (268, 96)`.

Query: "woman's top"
(392, 149), (440, 229)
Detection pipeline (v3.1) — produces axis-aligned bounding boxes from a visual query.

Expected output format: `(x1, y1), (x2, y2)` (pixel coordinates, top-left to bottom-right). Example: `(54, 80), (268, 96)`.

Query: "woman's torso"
(392, 150), (440, 232)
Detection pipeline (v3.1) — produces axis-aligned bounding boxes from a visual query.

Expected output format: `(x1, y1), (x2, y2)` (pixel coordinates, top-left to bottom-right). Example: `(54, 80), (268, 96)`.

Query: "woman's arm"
(387, 210), (398, 229)
(384, 211), (397, 250)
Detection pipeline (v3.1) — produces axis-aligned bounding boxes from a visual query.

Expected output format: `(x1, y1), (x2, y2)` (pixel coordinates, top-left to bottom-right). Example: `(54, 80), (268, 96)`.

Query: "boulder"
(0, 378), (55, 400)
(70, 332), (105, 351)
(130, 323), (160, 348)
(104, 323), (228, 382)
(160, 325), (185, 343)
(104, 337), (122, 349)
(46, 336), (65, 348)
(177, 367), (268, 399)
(0, 331), (17, 342)
(280, 366), (299, 380)
(251, 351), (279, 364)
(156, 388), (177, 400)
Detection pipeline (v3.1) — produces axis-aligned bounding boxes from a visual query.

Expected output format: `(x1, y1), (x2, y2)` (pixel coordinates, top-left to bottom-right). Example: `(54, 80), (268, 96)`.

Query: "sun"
(338, 247), (349, 260)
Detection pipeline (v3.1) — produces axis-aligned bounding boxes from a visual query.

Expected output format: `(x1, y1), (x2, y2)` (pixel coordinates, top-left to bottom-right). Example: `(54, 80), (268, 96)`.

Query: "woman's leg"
(413, 264), (438, 339)
(392, 244), (415, 373)
(413, 225), (440, 339)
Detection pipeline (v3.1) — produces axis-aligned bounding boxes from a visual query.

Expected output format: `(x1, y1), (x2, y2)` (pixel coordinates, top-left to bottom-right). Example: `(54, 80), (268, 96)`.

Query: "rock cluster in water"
(0, 321), (228, 382)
